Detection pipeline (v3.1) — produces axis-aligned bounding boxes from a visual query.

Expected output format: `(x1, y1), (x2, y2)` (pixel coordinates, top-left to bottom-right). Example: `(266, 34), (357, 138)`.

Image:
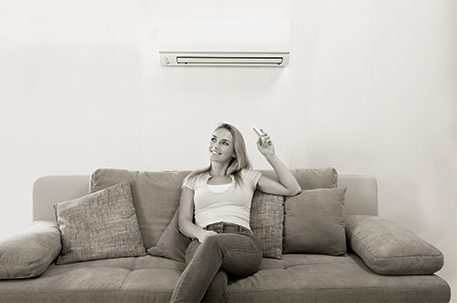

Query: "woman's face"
(209, 128), (235, 164)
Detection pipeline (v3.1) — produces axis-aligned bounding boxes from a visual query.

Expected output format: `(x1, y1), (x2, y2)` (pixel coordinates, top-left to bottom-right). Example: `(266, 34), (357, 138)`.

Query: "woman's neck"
(210, 162), (230, 177)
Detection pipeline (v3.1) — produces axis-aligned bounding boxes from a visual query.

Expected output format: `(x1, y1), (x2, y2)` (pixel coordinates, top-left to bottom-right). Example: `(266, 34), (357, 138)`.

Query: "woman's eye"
(222, 141), (229, 146)
(210, 137), (217, 143)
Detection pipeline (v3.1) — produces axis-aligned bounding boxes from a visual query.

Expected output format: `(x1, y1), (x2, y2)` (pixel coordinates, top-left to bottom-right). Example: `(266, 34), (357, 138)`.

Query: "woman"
(171, 123), (301, 303)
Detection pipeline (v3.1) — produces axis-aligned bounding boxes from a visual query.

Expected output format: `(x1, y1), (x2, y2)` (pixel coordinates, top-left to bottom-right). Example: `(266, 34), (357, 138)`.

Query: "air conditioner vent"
(176, 57), (283, 66)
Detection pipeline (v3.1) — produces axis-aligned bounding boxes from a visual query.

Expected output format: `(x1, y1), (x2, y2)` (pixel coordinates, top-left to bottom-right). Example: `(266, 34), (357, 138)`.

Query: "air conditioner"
(158, 20), (290, 67)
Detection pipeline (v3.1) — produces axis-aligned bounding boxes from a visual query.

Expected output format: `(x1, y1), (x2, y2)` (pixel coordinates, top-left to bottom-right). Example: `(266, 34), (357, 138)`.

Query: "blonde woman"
(171, 123), (300, 303)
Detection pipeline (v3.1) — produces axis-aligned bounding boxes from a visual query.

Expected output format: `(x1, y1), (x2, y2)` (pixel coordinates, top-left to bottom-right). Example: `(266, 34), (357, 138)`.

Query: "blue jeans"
(170, 222), (263, 303)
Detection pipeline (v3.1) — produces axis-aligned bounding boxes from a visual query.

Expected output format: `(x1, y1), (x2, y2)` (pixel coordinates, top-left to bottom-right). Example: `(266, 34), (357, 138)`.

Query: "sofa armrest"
(0, 220), (61, 279)
(345, 215), (444, 275)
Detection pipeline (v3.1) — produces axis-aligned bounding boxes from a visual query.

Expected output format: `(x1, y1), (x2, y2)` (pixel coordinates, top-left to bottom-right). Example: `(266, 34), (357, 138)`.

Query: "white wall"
(1, 0), (456, 299)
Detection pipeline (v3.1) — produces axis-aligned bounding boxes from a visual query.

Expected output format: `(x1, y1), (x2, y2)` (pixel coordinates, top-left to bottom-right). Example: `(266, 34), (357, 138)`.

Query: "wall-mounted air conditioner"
(158, 20), (290, 67)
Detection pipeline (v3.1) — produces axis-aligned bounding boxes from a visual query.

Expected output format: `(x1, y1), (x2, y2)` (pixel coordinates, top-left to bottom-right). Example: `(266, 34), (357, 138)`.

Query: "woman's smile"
(209, 128), (235, 163)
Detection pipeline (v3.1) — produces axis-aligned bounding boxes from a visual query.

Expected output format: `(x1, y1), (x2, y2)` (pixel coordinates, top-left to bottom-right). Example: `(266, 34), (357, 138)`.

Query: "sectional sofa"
(0, 168), (451, 302)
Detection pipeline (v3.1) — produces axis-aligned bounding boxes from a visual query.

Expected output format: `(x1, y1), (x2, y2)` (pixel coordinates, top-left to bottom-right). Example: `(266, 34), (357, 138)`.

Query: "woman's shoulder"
(183, 171), (209, 189)
(240, 168), (260, 176)
(240, 168), (262, 184)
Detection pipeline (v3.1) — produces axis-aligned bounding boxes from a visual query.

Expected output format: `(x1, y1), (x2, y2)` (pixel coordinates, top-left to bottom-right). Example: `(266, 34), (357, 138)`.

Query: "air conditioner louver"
(177, 57), (283, 66)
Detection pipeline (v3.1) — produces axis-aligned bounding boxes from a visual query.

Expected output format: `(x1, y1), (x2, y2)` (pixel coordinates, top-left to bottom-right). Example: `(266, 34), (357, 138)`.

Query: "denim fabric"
(170, 222), (263, 303)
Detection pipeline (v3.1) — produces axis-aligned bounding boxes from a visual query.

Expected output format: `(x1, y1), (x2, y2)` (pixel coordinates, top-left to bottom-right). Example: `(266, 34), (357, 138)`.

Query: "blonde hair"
(184, 123), (252, 186)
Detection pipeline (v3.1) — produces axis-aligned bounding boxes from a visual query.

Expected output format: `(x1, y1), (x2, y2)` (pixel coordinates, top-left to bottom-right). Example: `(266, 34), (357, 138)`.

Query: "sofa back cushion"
(148, 167), (338, 261)
(90, 169), (191, 250)
(283, 187), (347, 255)
(261, 168), (338, 191)
(90, 167), (338, 256)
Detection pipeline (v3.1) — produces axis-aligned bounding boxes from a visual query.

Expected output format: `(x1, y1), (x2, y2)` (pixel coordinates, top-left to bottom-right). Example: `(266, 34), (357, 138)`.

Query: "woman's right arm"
(178, 187), (217, 242)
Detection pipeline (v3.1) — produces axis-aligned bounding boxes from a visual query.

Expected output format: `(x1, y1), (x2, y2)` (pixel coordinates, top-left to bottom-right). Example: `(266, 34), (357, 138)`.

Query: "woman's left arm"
(256, 132), (301, 196)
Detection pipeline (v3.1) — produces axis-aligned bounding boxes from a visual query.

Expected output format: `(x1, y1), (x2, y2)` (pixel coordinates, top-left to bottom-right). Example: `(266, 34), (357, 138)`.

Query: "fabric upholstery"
(144, 168), (338, 262)
(0, 254), (450, 303)
(90, 169), (191, 249)
(283, 187), (347, 255)
(0, 220), (61, 279)
(0, 169), (452, 302)
(345, 215), (445, 275)
(148, 207), (191, 263)
(54, 180), (146, 265)
(250, 191), (284, 259)
(148, 191), (286, 262)
(261, 167), (338, 191)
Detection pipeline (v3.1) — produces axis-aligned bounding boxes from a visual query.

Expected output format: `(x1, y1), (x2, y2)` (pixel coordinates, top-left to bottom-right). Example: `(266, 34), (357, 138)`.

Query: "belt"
(203, 221), (249, 233)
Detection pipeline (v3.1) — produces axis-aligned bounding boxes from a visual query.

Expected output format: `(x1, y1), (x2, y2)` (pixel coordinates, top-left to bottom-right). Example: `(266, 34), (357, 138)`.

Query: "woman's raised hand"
(256, 131), (275, 157)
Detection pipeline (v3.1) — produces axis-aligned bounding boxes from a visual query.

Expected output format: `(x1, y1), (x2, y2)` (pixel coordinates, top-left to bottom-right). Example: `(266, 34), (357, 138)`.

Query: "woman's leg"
(170, 233), (262, 303)
(201, 269), (228, 302)
(183, 240), (229, 302)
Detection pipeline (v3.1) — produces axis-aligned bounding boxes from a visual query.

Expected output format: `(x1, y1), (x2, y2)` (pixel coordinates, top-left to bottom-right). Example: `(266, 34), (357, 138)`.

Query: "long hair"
(184, 123), (252, 186)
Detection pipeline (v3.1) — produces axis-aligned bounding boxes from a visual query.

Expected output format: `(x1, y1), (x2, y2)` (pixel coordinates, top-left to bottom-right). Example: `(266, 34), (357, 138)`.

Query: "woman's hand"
(197, 230), (218, 243)
(256, 131), (275, 157)
(179, 188), (220, 242)
(254, 129), (302, 197)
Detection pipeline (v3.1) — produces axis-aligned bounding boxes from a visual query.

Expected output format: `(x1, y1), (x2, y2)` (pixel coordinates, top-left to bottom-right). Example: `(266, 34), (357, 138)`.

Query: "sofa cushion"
(148, 192), (285, 261)
(1, 253), (449, 303)
(250, 191), (284, 259)
(147, 207), (191, 263)
(0, 220), (61, 279)
(91, 168), (337, 258)
(283, 187), (347, 255)
(90, 169), (191, 249)
(261, 167), (338, 191)
(54, 180), (146, 265)
(345, 215), (445, 275)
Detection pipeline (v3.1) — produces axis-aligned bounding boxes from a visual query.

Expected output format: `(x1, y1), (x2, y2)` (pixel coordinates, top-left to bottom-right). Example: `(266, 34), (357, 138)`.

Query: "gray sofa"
(0, 168), (451, 302)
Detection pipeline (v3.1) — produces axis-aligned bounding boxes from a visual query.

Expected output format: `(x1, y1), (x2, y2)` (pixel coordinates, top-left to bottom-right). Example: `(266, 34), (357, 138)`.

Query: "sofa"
(0, 168), (451, 303)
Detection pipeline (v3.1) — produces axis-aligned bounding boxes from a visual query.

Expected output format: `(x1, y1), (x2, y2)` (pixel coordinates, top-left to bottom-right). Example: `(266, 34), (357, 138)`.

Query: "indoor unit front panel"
(158, 20), (290, 67)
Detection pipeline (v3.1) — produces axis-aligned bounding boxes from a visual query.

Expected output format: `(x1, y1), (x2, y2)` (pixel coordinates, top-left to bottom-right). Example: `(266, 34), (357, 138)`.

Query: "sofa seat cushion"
(0, 254), (450, 303)
(0, 256), (185, 303)
(228, 253), (450, 303)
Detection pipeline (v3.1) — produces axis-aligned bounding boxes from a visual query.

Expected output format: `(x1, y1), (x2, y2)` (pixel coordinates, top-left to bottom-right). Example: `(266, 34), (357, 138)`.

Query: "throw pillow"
(148, 207), (191, 263)
(283, 187), (347, 256)
(0, 220), (61, 279)
(250, 190), (284, 259)
(345, 215), (444, 275)
(53, 180), (146, 265)
(90, 169), (191, 250)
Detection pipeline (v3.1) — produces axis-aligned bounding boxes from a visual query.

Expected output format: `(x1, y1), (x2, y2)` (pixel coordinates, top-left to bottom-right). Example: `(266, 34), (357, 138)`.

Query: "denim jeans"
(170, 222), (263, 303)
